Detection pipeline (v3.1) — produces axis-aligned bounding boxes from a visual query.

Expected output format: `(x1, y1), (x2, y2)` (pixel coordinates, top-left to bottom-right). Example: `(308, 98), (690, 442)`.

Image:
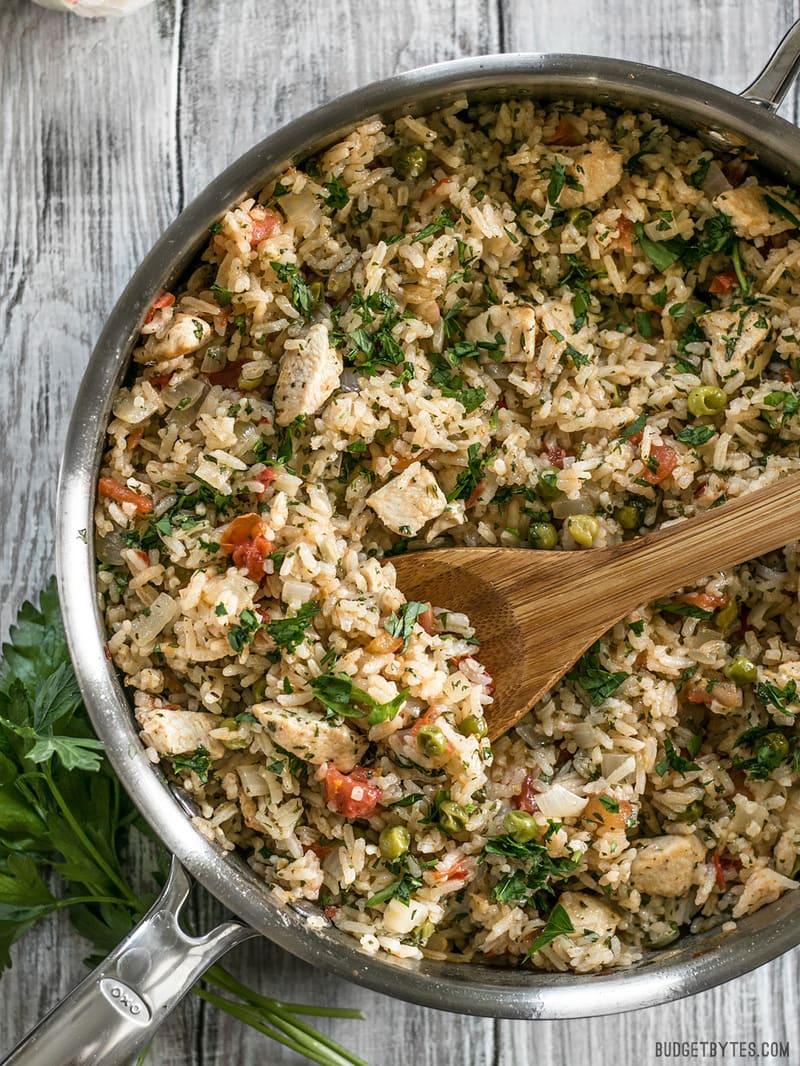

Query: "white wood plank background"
(2, 0), (800, 1062)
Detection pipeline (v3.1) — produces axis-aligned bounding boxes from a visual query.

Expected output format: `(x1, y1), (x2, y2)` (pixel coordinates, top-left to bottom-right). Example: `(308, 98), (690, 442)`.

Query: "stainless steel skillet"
(7, 20), (800, 1065)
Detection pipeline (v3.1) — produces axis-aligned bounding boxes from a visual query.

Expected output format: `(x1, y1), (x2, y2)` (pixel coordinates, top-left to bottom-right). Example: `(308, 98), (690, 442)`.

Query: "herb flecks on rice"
(96, 99), (800, 971)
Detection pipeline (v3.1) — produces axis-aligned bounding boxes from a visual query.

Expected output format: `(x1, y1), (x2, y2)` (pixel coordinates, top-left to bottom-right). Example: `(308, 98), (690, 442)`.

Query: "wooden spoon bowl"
(391, 475), (800, 739)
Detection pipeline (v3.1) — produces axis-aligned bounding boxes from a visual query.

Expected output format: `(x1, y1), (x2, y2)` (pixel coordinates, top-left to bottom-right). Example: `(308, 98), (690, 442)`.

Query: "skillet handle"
(1, 857), (254, 1066)
(742, 17), (800, 110)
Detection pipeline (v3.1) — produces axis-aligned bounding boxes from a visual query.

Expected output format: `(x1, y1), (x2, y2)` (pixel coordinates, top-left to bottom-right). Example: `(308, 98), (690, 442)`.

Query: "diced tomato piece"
(641, 443), (678, 485)
(103, 644), (112, 661)
(711, 852), (740, 889)
(711, 852), (725, 888)
(676, 592), (729, 611)
(144, 291), (175, 324)
(684, 684), (714, 706)
(324, 766), (382, 820)
(418, 605), (435, 635)
(305, 842), (335, 861)
(612, 215), (634, 254)
(546, 444), (566, 468)
(231, 538), (274, 581)
(546, 115), (585, 147)
(324, 905), (339, 920)
(709, 271), (737, 295)
(512, 772), (541, 814)
(148, 372), (173, 388)
(221, 513), (274, 581)
(205, 359), (247, 388)
(781, 367), (795, 384)
(248, 210), (281, 246)
(685, 680), (739, 709)
(392, 449), (431, 473)
(421, 177), (453, 203)
(430, 858), (469, 884)
(127, 427), (145, 451)
(98, 477), (153, 514)
(465, 479), (485, 509)
(254, 468), (277, 492)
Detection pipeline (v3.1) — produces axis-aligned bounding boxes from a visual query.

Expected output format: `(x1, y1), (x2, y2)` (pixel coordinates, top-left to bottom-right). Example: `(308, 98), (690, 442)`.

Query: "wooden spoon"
(391, 475), (800, 740)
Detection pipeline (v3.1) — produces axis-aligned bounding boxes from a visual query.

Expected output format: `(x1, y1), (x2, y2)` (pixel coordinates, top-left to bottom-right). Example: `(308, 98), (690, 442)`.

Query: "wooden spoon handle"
(599, 474), (800, 613)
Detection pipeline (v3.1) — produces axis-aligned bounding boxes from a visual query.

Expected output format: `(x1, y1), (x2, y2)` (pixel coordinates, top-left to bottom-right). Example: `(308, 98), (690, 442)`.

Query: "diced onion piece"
(551, 496), (593, 519)
(382, 898), (428, 935)
(535, 784), (588, 819)
(282, 579), (315, 606)
(112, 389), (159, 425)
(280, 186), (322, 237)
(339, 369), (362, 393)
(600, 754), (637, 784)
(701, 162), (732, 198)
(162, 377), (207, 411)
(131, 593), (179, 647)
(96, 531), (127, 566)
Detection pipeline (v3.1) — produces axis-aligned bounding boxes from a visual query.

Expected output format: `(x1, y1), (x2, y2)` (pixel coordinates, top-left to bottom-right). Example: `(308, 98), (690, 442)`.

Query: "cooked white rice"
(95, 98), (800, 972)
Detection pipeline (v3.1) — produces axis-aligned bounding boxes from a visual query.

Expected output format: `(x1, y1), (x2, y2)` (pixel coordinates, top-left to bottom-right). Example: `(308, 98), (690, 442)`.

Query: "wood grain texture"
(1, 0), (799, 1063)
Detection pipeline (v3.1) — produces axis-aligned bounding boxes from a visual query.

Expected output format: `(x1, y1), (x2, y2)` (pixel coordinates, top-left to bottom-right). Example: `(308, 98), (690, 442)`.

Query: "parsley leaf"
(634, 222), (683, 272)
(676, 425), (716, 446)
(524, 902), (575, 960)
(655, 736), (700, 777)
(385, 602), (429, 651)
(756, 679), (798, 716)
(566, 642), (629, 705)
(266, 602), (320, 653)
(324, 176), (350, 210)
(447, 442), (489, 502)
(171, 746), (211, 784)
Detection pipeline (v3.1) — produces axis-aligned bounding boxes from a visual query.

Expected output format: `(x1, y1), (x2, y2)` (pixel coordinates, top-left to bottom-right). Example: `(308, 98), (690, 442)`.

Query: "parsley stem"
(195, 988), (366, 1066)
(43, 765), (140, 908)
(732, 240), (750, 296)
(205, 964), (364, 1018)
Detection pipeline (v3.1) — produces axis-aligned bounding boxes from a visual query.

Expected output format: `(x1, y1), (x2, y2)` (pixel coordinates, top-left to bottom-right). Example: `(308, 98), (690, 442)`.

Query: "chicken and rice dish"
(95, 99), (800, 971)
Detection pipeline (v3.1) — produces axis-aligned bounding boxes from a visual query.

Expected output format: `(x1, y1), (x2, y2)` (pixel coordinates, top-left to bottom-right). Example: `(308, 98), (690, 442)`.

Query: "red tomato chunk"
(324, 767), (382, 819)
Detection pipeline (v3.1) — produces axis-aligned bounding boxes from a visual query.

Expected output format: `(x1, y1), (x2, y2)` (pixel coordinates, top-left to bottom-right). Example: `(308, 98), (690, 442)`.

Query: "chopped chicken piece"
(560, 140), (624, 208)
(732, 865), (799, 918)
(252, 703), (367, 772)
(713, 185), (798, 239)
(465, 303), (537, 361)
(558, 891), (619, 941)
(274, 323), (342, 426)
(151, 314), (212, 361)
(367, 462), (447, 536)
(701, 307), (773, 381)
(137, 709), (225, 759)
(630, 834), (706, 898)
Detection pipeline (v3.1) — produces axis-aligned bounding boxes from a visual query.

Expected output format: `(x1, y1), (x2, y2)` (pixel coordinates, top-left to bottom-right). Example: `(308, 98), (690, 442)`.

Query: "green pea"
(459, 714), (488, 738)
(756, 732), (790, 770)
(379, 825), (411, 860)
(219, 717), (249, 751)
(715, 599), (739, 632)
(308, 280), (325, 310)
(724, 655), (758, 685)
(503, 809), (540, 843)
(438, 800), (469, 835)
(418, 919), (436, 942)
(375, 421), (399, 445)
(567, 514), (600, 547)
(529, 522), (559, 550)
(250, 677), (267, 703)
(674, 799), (705, 823)
(537, 467), (562, 500)
(615, 503), (643, 531)
(417, 724), (447, 758)
(687, 386), (727, 417)
(568, 208), (593, 234)
(394, 146), (428, 180)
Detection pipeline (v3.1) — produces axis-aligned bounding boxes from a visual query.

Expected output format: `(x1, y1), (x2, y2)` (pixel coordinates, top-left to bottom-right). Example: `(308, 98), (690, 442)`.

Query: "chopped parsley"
(655, 736), (700, 777)
(171, 747), (211, 784)
(385, 601), (429, 651)
(566, 642), (629, 706)
(324, 176), (350, 210)
(266, 601), (320, 653)
(310, 672), (408, 727)
(676, 425), (717, 446)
